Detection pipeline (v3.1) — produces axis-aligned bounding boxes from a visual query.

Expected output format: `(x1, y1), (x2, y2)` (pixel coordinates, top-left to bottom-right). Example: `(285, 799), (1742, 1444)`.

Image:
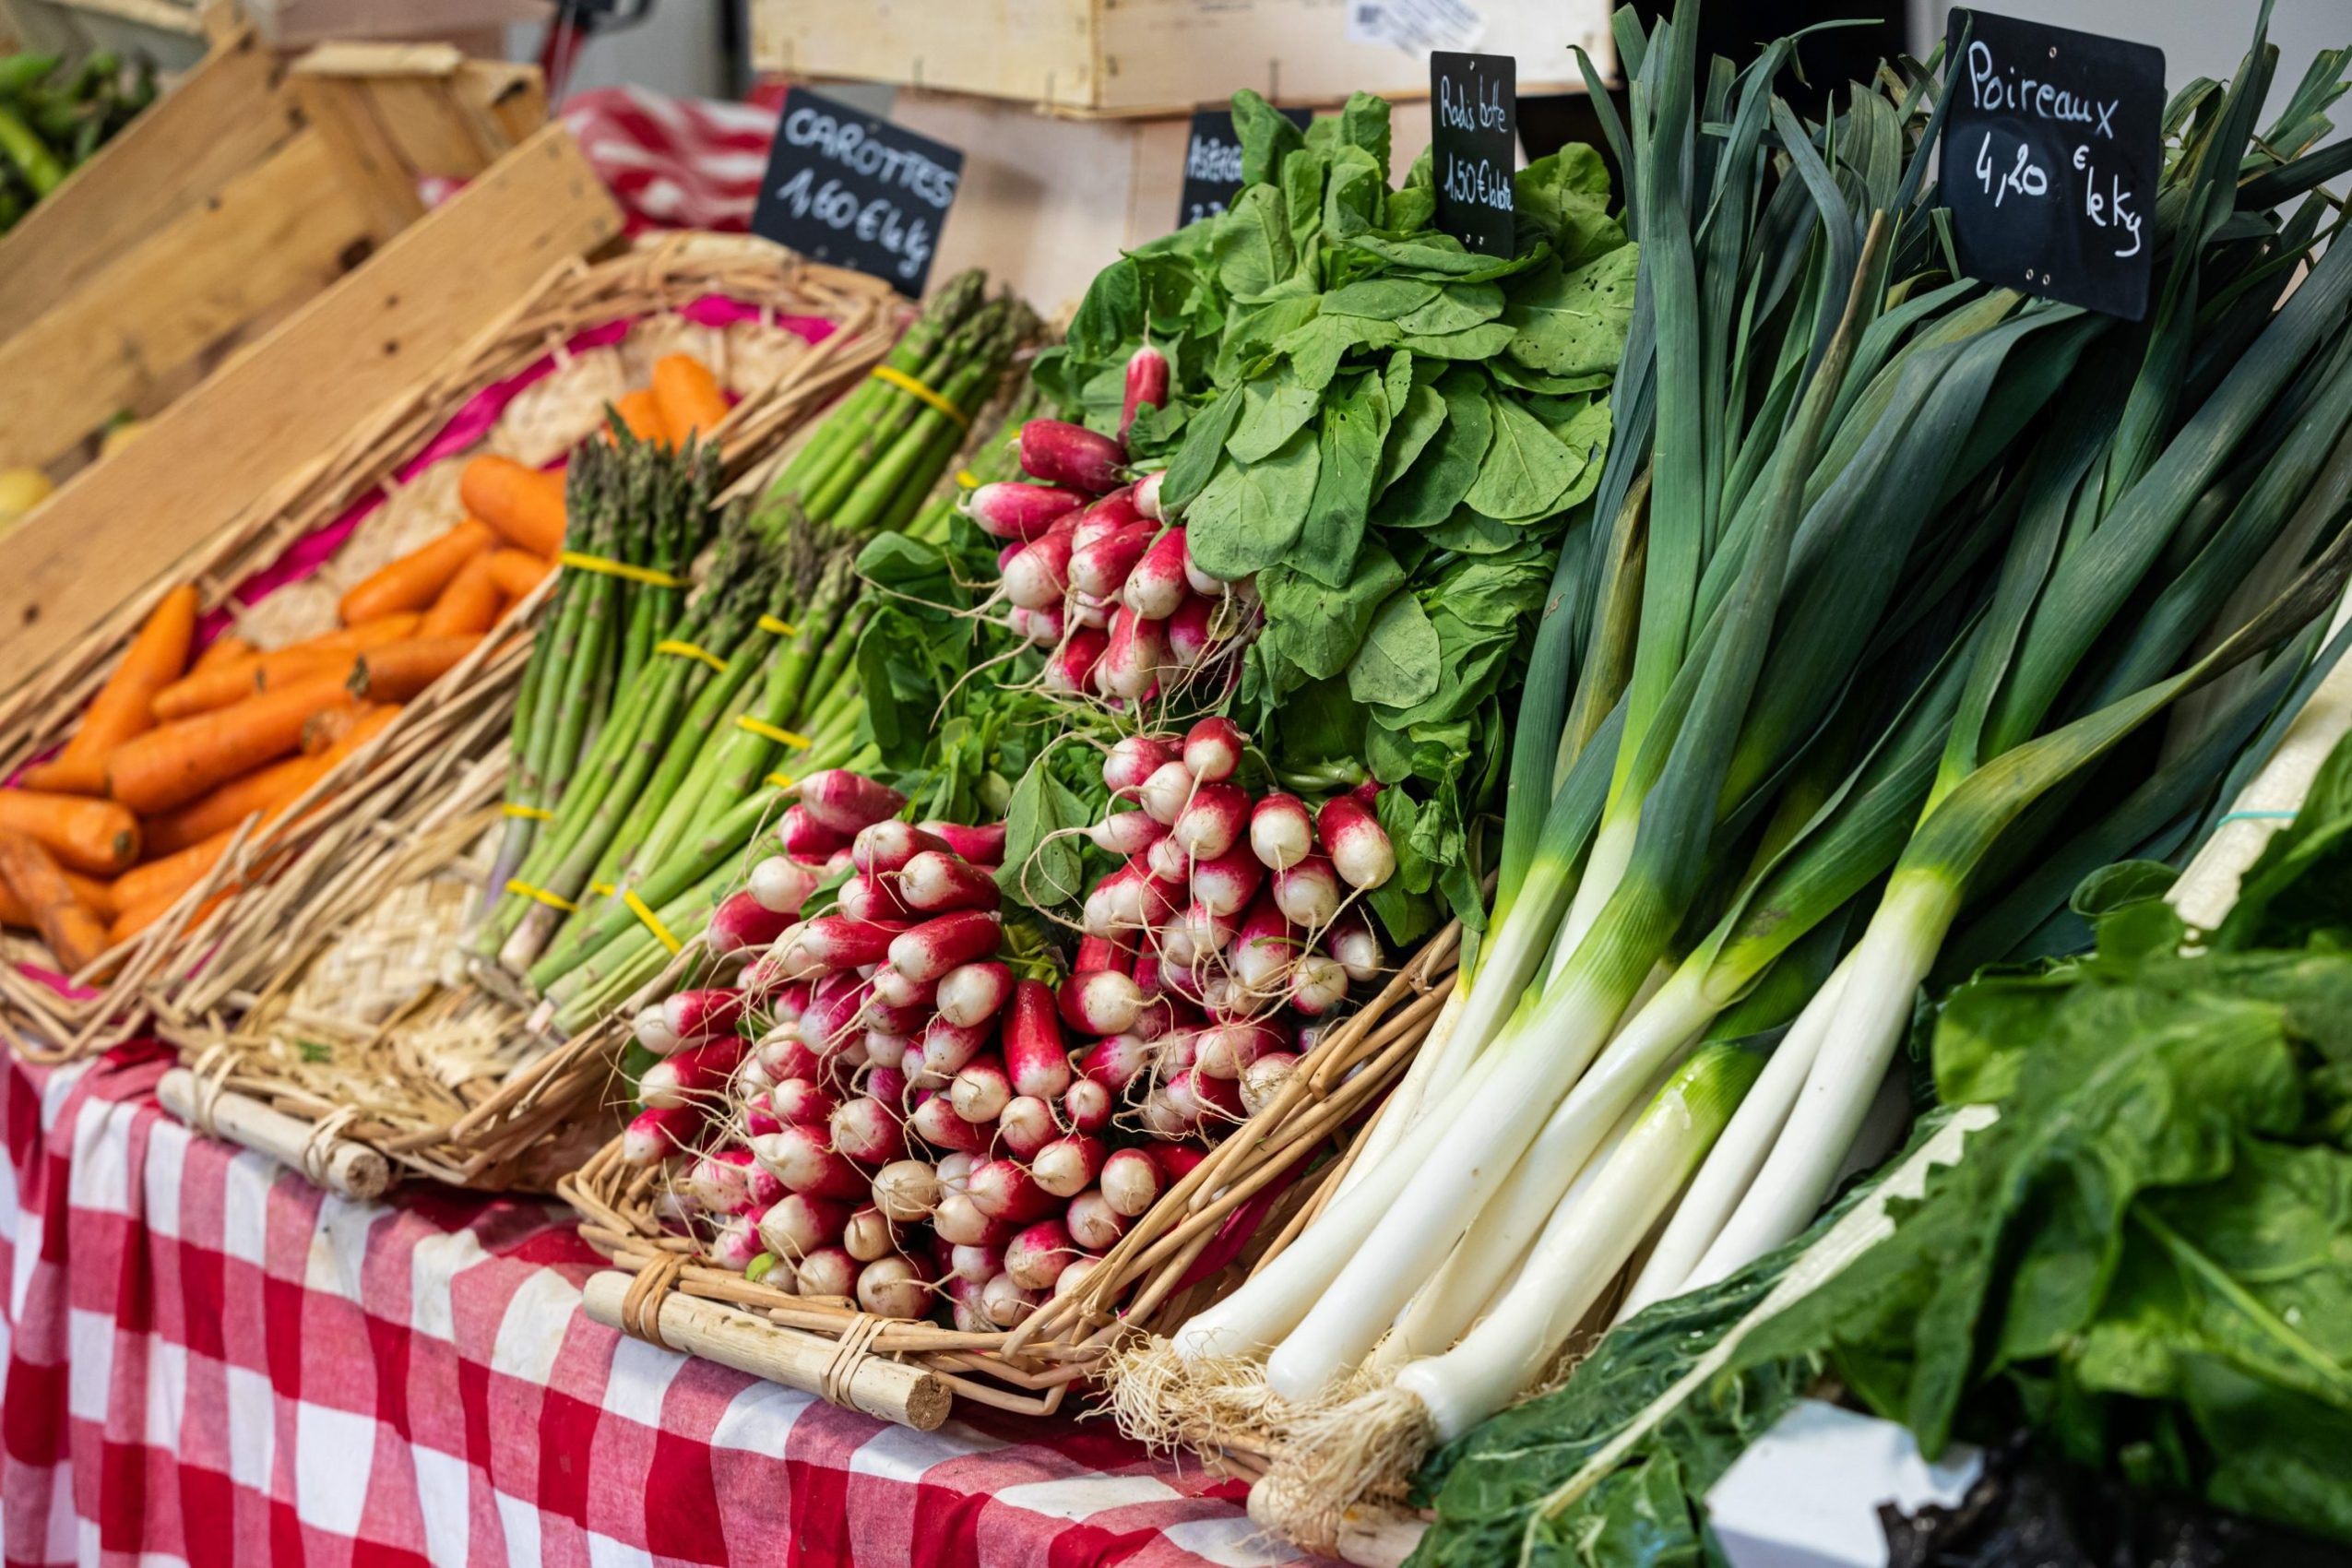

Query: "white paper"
(1346, 0), (1485, 59)
(1705, 1401), (1983, 1568)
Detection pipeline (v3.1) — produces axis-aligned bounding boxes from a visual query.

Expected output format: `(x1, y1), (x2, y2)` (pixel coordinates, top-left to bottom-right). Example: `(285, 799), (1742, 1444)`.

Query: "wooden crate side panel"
(0, 28), (301, 339)
(0, 125), (623, 683)
(751, 0), (1098, 112)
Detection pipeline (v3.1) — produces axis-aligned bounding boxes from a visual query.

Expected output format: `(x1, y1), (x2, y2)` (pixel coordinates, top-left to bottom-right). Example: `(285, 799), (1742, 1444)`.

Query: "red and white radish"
(1172, 781), (1248, 861)
(1067, 1190), (1129, 1251)
(1272, 853), (1341, 928)
(852, 819), (950, 877)
(1165, 594), (1217, 668)
(828, 1097), (905, 1164)
(1063, 1077), (1112, 1133)
(759, 1194), (850, 1259)
(1044, 626), (1111, 694)
(710, 1216), (764, 1271)
(868, 967), (934, 1011)
(1099, 1147), (1162, 1218)
(948, 1242), (1004, 1286)
(1123, 528), (1190, 619)
(707, 890), (796, 954)
(781, 804), (850, 861)
(1005, 1219), (1081, 1291)
(980, 1271), (1040, 1327)
(1017, 420), (1124, 494)
(1132, 468), (1165, 522)
(1096, 605), (1166, 700)
(1229, 891), (1296, 997)
(1181, 717), (1245, 782)
(1330, 909), (1383, 984)
(1102, 735), (1173, 798)
(794, 770), (908, 835)
(921, 821), (1006, 867)
(841, 1206), (896, 1263)
(752, 1125), (870, 1201)
(1137, 760), (1194, 825)
(1004, 529), (1075, 609)
(1070, 522), (1157, 600)
(949, 1056), (1013, 1123)
(638, 1038), (746, 1110)
(999, 1094), (1059, 1158)
(1195, 1019), (1281, 1078)
(908, 1094), (994, 1155)
(1249, 792), (1313, 871)
(769, 1076), (839, 1127)
(963, 481), (1087, 540)
(1076, 1031), (1151, 1090)
(871, 1158), (938, 1223)
(933, 1191), (1015, 1248)
(1316, 792), (1396, 889)
(936, 960), (1013, 1028)
(967, 1158), (1060, 1223)
(898, 851), (1001, 914)
(1089, 807), (1167, 855)
(795, 1246), (859, 1301)
(1120, 342), (1169, 443)
(856, 1256), (931, 1319)
(1289, 953), (1350, 1016)
(837, 870), (914, 924)
(749, 856), (820, 916)
(1032, 1134), (1107, 1197)
(887, 911), (1001, 982)
(1003, 980), (1071, 1099)
(1061, 968), (1146, 1036)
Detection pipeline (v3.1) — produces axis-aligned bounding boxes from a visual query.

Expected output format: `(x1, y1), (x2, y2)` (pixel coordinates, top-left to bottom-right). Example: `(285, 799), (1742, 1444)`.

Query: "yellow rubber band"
(589, 882), (617, 897)
(870, 364), (968, 429)
(654, 639), (729, 673)
(559, 551), (689, 588)
(765, 772), (796, 791)
(624, 888), (682, 955)
(502, 802), (553, 821)
(956, 469), (982, 490)
(736, 716), (813, 748)
(757, 614), (799, 638)
(505, 878), (577, 913)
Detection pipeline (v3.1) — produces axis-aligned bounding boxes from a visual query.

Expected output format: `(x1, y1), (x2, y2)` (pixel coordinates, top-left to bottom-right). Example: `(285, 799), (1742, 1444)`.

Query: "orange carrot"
(20, 584), (198, 794)
(299, 699), (389, 757)
(0, 864), (113, 927)
(142, 705), (398, 857)
(652, 354), (731, 444)
(458, 457), (566, 557)
(338, 521), (495, 625)
(350, 636), (482, 703)
(107, 886), (229, 951)
(151, 614), (422, 721)
(486, 548), (553, 603)
(191, 635), (254, 674)
(0, 832), (111, 971)
(105, 672), (360, 815)
(0, 790), (140, 873)
(420, 552), (502, 638)
(609, 388), (673, 447)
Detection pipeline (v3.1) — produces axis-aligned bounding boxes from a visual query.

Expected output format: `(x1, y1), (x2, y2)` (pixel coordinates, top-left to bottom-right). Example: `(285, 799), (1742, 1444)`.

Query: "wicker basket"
(0, 235), (903, 1065)
(557, 921), (1464, 1427)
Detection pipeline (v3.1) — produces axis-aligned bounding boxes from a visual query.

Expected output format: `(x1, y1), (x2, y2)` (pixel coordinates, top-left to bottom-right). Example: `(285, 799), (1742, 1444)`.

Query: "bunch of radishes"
(965, 346), (1256, 706)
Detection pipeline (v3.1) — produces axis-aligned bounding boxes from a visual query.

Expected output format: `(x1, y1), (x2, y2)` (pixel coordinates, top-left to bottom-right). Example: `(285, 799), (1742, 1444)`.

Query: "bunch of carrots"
(0, 351), (732, 977)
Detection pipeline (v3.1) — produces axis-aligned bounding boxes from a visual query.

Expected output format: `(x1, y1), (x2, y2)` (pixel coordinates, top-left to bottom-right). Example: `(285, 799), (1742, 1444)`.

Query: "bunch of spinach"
(1030, 91), (1637, 941)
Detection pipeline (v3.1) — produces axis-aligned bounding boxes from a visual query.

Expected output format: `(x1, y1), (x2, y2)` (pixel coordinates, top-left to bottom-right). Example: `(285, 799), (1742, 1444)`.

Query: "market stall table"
(0, 1045), (1311, 1567)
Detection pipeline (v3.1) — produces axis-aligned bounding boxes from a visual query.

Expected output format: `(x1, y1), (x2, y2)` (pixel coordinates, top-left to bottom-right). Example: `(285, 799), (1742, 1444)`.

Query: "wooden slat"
(0, 28), (301, 339)
(0, 129), (376, 471)
(0, 125), (623, 682)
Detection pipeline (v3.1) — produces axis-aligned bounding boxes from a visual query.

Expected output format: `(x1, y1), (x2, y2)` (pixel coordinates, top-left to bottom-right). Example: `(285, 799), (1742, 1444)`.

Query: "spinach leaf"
(1257, 546), (1406, 681)
(1466, 390), (1586, 521)
(1226, 363), (1322, 462)
(1186, 425), (1322, 578)
(1295, 372), (1390, 588)
(1348, 588), (1442, 709)
(1503, 244), (1641, 379)
(1159, 388), (1245, 513)
(1376, 369), (1492, 529)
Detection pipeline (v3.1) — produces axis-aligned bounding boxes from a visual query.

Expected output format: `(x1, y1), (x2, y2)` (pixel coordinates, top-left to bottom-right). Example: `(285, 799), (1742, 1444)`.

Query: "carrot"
(0, 831), (112, 971)
(0, 789), (140, 873)
(105, 672), (360, 815)
(458, 457), (566, 557)
(420, 552), (502, 638)
(150, 614), (421, 721)
(652, 354), (731, 444)
(487, 550), (553, 606)
(351, 636), (481, 704)
(191, 635), (254, 674)
(20, 584), (198, 794)
(0, 864), (114, 927)
(610, 388), (673, 447)
(299, 699), (391, 757)
(338, 520), (495, 625)
(108, 886), (229, 950)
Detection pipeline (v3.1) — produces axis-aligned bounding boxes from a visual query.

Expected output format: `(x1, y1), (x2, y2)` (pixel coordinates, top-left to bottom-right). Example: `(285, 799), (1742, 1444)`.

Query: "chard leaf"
(996, 754), (1090, 910)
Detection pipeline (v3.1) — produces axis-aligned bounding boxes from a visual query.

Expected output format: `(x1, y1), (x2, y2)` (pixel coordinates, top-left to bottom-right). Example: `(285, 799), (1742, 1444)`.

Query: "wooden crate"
(0, 0), (541, 59)
(752, 0), (1613, 118)
(0, 30), (548, 484)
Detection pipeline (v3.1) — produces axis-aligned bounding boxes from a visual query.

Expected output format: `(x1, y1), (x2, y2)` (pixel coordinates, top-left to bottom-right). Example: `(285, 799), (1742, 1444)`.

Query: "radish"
(1196, 1020), (1281, 1078)
(1006, 1219), (1081, 1291)
(1071, 521), (1156, 600)
(1148, 1142), (1208, 1182)
(866, 1064), (909, 1106)
(796, 977), (872, 1062)
(1138, 760), (1194, 825)
(1249, 792), (1314, 871)
(936, 960), (1014, 1028)
(780, 804), (850, 860)
(981, 1272), (1041, 1327)
(791, 915), (909, 971)
(899, 851), (1002, 914)
(754, 1026), (818, 1083)
(753, 1125), (871, 1201)
(1063, 1077), (1112, 1133)
(946, 1275), (991, 1331)
(759, 1194), (849, 1258)
(742, 1096), (783, 1140)
(852, 819), (951, 876)
(1032, 1134), (1107, 1197)
(1182, 717), (1245, 782)
(1123, 528), (1191, 619)
(1160, 898), (1241, 968)
(863, 1030), (910, 1069)
(710, 1216), (763, 1272)
(950, 1056), (1013, 1123)
(915, 1015), (992, 1085)
(1053, 1256), (1104, 1302)
(1189, 845), (1265, 918)
(1229, 890), (1296, 997)
(887, 911), (1002, 982)
(1166, 1066), (1245, 1127)
(1076, 1031), (1151, 1089)
(662, 988), (744, 1045)
(868, 968), (934, 1011)
(1240, 1051), (1300, 1116)
(632, 1006), (680, 1055)
(1156, 1028), (1200, 1078)
(748, 856), (820, 917)
(1004, 529), (1076, 609)
(684, 1147), (754, 1212)
(919, 821), (1006, 867)
(837, 870), (914, 924)
(948, 1242), (1004, 1286)
(1133, 468), (1167, 521)
(1120, 342), (1170, 443)
(1289, 953), (1350, 1016)
(795, 770), (908, 835)
(1070, 591), (1114, 630)
(842, 1206), (896, 1263)
(638, 1038), (747, 1110)
(999, 1095), (1058, 1158)
(1074, 933), (1133, 975)
(860, 990), (929, 1033)
(1100, 1149), (1162, 1217)
(1130, 987), (1178, 1042)
(1017, 420), (1125, 493)
(1003, 980), (1071, 1099)
(871, 1158), (939, 1223)
(1166, 594), (1217, 668)
(795, 1246), (858, 1301)
(909, 1094), (994, 1155)
(1067, 1190), (1129, 1251)
(1061, 969), (1146, 1035)
(1096, 605), (1167, 700)
(1199, 973), (1242, 1020)
(1330, 909), (1383, 983)
(1044, 627), (1111, 694)
(828, 1097), (905, 1164)
(1146, 832), (1192, 884)
(968, 1158), (1060, 1223)
(1082, 861), (1142, 936)
(935, 1151), (978, 1191)
(1103, 735), (1173, 798)
(1089, 807), (1167, 856)
(1273, 853), (1341, 928)
(770, 1077), (839, 1126)
(934, 1191), (1016, 1248)
(857, 1256), (931, 1319)
(1173, 782), (1248, 861)
(963, 481), (1087, 540)
(707, 890), (795, 954)
(1316, 793), (1396, 889)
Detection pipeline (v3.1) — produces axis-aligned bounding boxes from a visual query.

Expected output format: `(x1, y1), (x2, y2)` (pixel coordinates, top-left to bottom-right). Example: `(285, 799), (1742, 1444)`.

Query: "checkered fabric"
(0, 1046), (1314, 1567)
(562, 87), (775, 236)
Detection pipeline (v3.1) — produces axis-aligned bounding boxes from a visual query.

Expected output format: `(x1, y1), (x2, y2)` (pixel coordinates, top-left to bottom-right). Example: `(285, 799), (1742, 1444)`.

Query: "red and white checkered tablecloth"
(0, 1044), (1311, 1568)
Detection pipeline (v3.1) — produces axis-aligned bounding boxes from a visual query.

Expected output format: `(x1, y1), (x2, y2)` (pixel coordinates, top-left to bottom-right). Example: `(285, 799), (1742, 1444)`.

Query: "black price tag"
(1177, 105), (1313, 229)
(752, 86), (965, 298)
(1941, 8), (2163, 319)
(1431, 50), (1516, 257)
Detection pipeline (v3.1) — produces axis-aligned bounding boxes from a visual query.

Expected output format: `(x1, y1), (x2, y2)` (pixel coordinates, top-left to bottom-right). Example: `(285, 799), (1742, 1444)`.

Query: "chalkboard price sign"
(1941, 8), (2163, 320)
(1430, 50), (1516, 257)
(1177, 105), (1313, 229)
(752, 86), (965, 298)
